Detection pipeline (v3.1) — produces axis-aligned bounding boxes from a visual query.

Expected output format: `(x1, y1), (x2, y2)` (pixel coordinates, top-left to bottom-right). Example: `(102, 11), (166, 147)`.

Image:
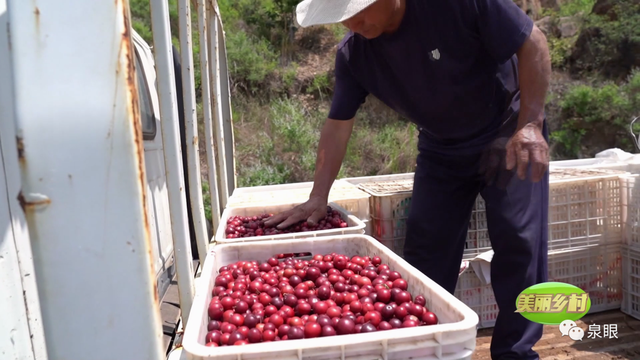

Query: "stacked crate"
(454, 266), (499, 329)
(621, 175), (640, 320)
(346, 169), (624, 256)
(346, 174), (414, 257)
(342, 173), (491, 258)
(346, 169), (627, 329)
(459, 168), (626, 328)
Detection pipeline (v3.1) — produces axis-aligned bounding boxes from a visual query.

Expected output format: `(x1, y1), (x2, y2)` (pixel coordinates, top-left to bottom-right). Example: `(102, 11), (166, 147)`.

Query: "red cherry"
(392, 278), (408, 291)
(304, 322), (322, 338)
(422, 311), (438, 325)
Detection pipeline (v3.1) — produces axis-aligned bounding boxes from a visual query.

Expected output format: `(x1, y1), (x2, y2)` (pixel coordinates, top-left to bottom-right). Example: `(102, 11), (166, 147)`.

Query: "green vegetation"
(548, 36), (577, 68)
(232, 94), (417, 188)
(538, 0), (640, 157)
(568, 0), (640, 79)
(552, 70), (640, 158)
(541, 0), (596, 17)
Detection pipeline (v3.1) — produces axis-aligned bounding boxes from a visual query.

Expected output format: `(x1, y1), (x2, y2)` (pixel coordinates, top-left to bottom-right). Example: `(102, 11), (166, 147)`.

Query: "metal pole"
(178, 0), (210, 261)
(211, 1), (237, 196)
(208, 3), (230, 211)
(197, 0), (222, 236)
(150, 0), (195, 323)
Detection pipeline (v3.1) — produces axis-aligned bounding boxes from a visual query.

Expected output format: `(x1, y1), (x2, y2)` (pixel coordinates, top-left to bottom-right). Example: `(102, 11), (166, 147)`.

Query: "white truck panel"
(6, 0), (164, 358)
(0, 150), (35, 360)
(0, 0), (47, 358)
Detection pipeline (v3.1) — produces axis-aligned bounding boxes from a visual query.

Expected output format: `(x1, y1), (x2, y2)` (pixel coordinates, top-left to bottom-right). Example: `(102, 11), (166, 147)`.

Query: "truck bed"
(473, 310), (640, 360)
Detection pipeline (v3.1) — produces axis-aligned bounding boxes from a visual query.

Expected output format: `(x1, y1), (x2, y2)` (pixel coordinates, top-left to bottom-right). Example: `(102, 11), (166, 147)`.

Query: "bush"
(551, 69), (640, 158)
(568, 0), (640, 79)
(548, 37), (577, 68)
(226, 30), (278, 93)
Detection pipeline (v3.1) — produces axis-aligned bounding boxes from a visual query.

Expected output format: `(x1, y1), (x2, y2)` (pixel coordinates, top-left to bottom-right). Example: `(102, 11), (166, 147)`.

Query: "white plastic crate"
(463, 168), (626, 258)
(547, 244), (623, 312)
(345, 174), (486, 258)
(547, 169), (625, 251)
(182, 235), (478, 360)
(621, 175), (640, 249)
(378, 237), (406, 258)
(347, 173), (414, 241)
(454, 267), (498, 329)
(345, 169), (626, 258)
(622, 246), (640, 320)
(462, 199), (490, 259)
(227, 180), (371, 223)
(453, 244), (623, 330)
(215, 202), (366, 244)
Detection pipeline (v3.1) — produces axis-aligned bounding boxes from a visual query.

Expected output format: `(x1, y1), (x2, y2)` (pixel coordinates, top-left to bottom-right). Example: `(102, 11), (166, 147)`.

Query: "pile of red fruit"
(205, 253), (438, 347)
(225, 207), (349, 239)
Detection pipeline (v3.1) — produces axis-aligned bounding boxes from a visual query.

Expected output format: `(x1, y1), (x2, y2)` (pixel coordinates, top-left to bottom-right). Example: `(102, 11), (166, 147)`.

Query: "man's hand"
(505, 123), (549, 182)
(262, 196), (329, 230)
(479, 136), (511, 189)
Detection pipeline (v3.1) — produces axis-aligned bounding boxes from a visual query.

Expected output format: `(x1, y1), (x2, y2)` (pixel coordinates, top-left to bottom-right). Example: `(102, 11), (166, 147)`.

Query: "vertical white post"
(6, 0), (164, 358)
(211, 0), (237, 196)
(197, 0), (222, 236)
(0, 1), (47, 359)
(208, 3), (230, 211)
(177, 0), (210, 261)
(149, 0), (195, 323)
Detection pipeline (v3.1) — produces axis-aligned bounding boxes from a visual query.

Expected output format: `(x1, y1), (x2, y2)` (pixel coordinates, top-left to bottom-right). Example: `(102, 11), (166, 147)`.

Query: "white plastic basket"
(378, 236), (406, 258)
(215, 202), (366, 244)
(454, 267), (498, 329)
(547, 244), (623, 312)
(344, 169), (626, 258)
(453, 244), (623, 330)
(464, 169), (626, 257)
(547, 169), (625, 251)
(462, 199), (489, 259)
(182, 235), (479, 360)
(622, 245), (640, 321)
(227, 180), (371, 223)
(621, 174), (640, 249)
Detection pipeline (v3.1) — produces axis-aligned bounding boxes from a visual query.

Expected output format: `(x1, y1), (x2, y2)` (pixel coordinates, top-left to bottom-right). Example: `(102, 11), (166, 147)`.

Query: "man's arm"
(263, 118), (355, 229)
(470, 0), (551, 182)
(309, 118), (355, 202)
(263, 46), (367, 229)
(505, 25), (551, 182)
(515, 25), (551, 131)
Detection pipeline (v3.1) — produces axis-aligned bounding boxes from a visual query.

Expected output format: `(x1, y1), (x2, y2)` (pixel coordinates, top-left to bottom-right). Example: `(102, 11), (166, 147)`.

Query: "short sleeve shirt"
(329, 0), (534, 149)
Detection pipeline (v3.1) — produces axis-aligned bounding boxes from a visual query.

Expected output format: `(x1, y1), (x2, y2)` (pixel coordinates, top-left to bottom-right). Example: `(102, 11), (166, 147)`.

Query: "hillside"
(130, 0), (640, 190)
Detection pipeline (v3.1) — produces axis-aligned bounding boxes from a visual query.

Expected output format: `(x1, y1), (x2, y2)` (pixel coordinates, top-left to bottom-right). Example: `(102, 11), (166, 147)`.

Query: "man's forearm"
(309, 118), (355, 201)
(516, 26), (551, 130)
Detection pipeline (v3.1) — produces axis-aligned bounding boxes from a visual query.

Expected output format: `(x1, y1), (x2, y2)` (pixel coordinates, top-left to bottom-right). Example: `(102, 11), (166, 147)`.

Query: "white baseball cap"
(296, 0), (378, 27)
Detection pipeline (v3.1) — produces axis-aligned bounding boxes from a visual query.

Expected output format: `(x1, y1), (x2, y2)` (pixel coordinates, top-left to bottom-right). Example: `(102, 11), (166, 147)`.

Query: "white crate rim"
(182, 234), (479, 359)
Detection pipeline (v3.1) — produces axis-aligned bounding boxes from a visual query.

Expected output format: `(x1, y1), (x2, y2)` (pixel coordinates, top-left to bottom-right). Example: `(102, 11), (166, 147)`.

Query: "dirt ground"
(472, 310), (640, 360)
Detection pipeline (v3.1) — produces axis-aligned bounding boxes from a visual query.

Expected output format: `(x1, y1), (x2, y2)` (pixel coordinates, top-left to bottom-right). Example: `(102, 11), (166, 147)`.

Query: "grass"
(231, 94), (418, 188)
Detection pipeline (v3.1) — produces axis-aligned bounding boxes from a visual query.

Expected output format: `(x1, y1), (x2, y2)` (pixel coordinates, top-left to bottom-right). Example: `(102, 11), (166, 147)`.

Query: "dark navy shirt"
(329, 0), (533, 152)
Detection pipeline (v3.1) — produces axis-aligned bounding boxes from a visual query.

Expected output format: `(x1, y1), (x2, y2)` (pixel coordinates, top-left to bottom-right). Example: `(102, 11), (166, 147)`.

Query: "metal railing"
(150, 0), (235, 330)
